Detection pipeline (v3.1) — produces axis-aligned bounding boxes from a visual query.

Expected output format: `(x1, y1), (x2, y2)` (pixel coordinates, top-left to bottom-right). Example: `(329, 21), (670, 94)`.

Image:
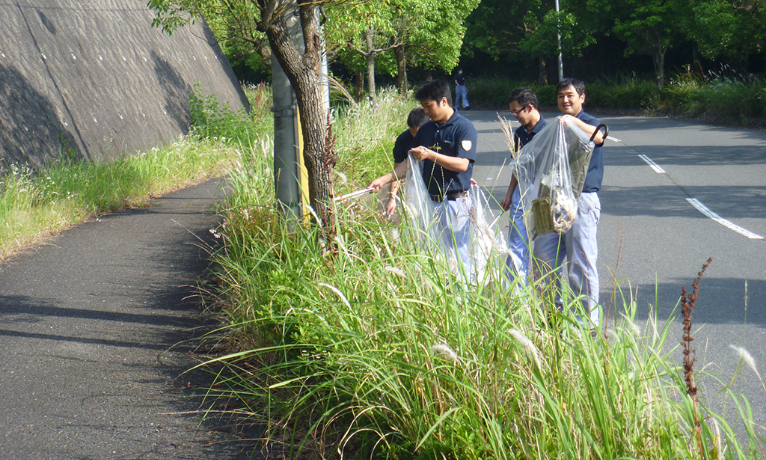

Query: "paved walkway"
(0, 178), (257, 459)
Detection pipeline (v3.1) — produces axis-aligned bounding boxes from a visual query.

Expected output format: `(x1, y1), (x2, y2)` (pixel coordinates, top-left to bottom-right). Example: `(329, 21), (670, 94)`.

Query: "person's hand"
(385, 198), (397, 217)
(501, 190), (513, 211)
(409, 146), (434, 162)
(559, 114), (574, 124)
(368, 177), (387, 193)
(470, 178), (478, 188)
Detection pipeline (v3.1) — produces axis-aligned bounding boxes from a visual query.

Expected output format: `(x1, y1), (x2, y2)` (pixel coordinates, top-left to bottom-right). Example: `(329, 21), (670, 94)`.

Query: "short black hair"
(407, 108), (429, 129)
(416, 80), (452, 107)
(556, 78), (585, 96)
(508, 87), (539, 109)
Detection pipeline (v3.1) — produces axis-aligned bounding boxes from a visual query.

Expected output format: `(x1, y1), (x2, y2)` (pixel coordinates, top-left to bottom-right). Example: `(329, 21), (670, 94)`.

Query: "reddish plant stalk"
(680, 257), (712, 459)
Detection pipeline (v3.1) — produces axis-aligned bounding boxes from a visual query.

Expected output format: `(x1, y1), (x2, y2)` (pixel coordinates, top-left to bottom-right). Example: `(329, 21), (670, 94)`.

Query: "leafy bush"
(465, 73), (766, 124)
(189, 82), (273, 144)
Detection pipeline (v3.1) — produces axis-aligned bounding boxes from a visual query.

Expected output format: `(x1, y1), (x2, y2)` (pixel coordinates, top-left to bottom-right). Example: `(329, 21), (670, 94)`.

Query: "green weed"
(199, 95), (766, 459)
(0, 84), (271, 260)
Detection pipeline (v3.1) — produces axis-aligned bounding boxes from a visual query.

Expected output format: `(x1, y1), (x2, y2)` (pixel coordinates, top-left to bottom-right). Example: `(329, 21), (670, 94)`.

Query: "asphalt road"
(0, 178), (259, 459)
(465, 109), (766, 439)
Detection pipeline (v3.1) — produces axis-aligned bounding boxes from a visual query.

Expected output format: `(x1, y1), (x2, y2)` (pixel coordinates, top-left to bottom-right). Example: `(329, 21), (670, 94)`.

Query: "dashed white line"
(686, 198), (763, 240)
(637, 154), (666, 174)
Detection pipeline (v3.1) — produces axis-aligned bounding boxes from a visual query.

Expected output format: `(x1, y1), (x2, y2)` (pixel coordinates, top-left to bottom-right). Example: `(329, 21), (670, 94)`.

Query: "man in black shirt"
(386, 108), (430, 216)
(454, 68), (470, 110)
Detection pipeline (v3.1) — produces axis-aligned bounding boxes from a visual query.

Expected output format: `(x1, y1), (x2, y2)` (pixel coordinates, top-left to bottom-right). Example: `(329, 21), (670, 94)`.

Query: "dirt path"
(0, 178), (259, 459)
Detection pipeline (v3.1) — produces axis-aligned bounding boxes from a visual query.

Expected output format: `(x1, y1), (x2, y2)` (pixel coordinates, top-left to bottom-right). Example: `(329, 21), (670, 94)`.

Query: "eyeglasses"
(511, 106), (527, 117)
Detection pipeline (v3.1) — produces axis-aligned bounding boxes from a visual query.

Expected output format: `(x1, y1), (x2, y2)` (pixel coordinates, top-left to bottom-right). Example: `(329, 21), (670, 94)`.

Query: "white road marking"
(637, 154), (666, 173)
(607, 136), (622, 143)
(686, 198), (763, 239)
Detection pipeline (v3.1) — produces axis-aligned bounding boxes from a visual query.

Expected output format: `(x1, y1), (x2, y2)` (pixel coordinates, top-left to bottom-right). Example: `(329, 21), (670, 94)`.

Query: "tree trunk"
(653, 51), (665, 88)
(365, 27), (377, 105)
(537, 52), (548, 86)
(650, 32), (666, 89)
(256, 37), (272, 67)
(394, 46), (408, 94)
(265, 6), (332, 223)
(354, 71), (364, 103)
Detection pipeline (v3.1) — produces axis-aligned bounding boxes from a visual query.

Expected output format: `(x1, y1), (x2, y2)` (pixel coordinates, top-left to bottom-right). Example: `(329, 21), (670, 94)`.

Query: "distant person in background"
(454, 68), (470, 110)
(501, 87), (547, 285)
(385, 107), (430, 217)
(533, 77), (605, 328)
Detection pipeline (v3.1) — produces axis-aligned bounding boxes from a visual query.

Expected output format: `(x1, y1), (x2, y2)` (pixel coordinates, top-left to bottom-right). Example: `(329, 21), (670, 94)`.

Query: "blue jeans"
(506, 187), (529, 283)
(455, 86), (469, 108)
(532, 192), (601, 325)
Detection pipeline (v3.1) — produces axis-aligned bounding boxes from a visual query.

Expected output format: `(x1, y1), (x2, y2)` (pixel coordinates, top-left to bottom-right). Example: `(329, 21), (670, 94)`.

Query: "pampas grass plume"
(508, 328), (542, 368)
(430, 344), (459, 363)
(384, 266), (406, 279)
(730, 345), (759, 376)
(318, 282), (350, 308)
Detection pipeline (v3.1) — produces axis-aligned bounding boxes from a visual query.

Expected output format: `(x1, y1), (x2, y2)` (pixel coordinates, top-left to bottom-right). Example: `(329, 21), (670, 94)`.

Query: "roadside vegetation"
(2, 77), (764, 458)
(198, 89), (766, 459)
(466, 69), (766, 126)
(0, 83), (272, 261)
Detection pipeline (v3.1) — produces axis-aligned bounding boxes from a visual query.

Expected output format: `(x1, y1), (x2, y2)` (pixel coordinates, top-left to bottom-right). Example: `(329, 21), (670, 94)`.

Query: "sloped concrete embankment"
(0, 0), (249, 168)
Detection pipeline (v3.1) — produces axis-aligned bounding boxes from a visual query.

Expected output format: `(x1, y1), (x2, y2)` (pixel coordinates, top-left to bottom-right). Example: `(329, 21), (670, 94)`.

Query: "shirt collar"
(436, 109), (460, 127)
(526, 115), (546, 134)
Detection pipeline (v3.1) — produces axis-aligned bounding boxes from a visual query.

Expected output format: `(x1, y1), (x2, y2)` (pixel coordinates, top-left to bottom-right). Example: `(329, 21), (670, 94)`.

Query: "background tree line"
(462, 0), (766, 88)
(212, 0), (766, 95)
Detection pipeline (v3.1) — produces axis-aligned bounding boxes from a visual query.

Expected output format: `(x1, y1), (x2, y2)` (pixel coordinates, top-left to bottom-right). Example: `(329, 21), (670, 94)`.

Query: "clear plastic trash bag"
(402, 154), (509, 284)
(514, 117), (595, 239)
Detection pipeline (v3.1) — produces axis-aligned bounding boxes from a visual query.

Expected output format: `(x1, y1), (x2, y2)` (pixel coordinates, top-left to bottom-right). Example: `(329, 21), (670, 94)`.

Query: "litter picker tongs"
(333, 187), (374, 202)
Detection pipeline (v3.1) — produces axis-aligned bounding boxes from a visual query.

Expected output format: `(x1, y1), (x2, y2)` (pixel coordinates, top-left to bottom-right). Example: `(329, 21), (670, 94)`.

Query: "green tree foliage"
(463, 0), (594, 84)
(407, 0), (481, 72)
(324, 1), (405, 103)
(683, 0), (766, 68)
(148, 0), (334, 222)
(149, 0), (271, 68)
(604, 0), (683, 87)
(325, 0), (479, 97)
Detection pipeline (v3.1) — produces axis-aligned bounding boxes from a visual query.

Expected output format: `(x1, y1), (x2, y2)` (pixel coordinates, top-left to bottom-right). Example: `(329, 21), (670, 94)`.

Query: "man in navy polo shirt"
(533, 78), (605, 328)
(368, 80), (478, 269)
(501, 87), (547, 286)
(386, 108), (430, 217)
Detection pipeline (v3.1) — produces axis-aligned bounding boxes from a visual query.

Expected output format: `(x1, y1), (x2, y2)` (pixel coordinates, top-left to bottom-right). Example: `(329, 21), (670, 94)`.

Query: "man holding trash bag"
(532, 78), (605, 328)
(501, 87), (548, 285)
(385, 108), (430, 217)
(368, 80), (478, 269)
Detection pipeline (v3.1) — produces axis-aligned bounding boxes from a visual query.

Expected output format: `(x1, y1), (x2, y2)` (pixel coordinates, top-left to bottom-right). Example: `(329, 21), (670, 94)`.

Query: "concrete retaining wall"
(0, 0), (249, 168)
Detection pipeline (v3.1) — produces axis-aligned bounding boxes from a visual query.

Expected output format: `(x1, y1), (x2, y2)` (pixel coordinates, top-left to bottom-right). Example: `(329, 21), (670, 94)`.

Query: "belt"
(430, 190), (468, 202)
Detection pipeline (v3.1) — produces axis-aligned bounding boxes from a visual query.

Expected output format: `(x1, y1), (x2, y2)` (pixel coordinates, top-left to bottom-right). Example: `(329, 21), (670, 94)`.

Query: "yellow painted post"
(294, 109), (310, 224)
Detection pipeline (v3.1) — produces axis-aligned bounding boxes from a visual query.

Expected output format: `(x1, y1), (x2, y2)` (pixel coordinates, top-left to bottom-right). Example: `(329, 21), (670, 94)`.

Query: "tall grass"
(0, 83), (273, 260)
(333, 87), (420, 189)
(201, 94), (766, 459)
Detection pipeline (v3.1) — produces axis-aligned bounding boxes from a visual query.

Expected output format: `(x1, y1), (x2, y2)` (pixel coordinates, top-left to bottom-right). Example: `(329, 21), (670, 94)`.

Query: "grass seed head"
(317, 282), (350, 308)
(729, 345), (759, 376)
(430, 344), (459, 363)
(384, 266), (406, 279)
(508, 328), (542, 368)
